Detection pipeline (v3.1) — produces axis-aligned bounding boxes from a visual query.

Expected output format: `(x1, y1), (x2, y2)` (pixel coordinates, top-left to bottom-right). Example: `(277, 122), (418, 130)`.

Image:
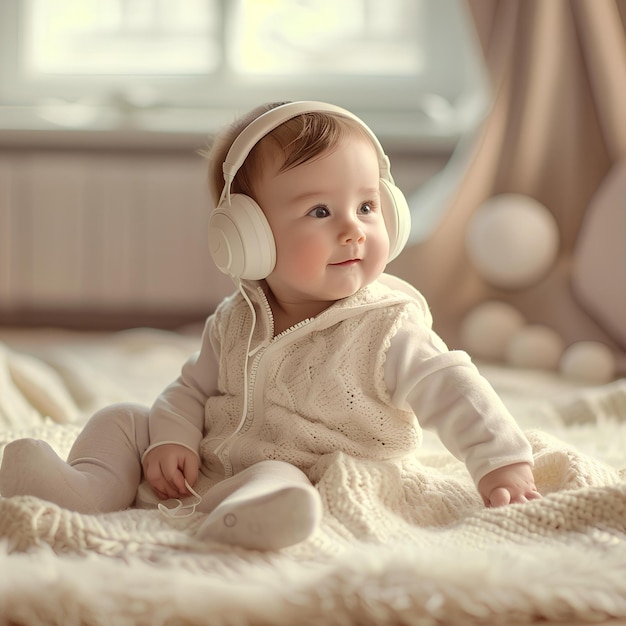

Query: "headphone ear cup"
(208, 194), (276, 280)
(380, 178), (411, 262)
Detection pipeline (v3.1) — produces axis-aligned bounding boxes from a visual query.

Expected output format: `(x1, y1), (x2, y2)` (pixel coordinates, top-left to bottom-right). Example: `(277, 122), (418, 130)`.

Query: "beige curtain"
(390, 0), (626, 374)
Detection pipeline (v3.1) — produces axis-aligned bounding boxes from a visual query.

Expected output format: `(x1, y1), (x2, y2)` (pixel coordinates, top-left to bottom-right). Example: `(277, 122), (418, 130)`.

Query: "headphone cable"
(213, 279), (257, 459)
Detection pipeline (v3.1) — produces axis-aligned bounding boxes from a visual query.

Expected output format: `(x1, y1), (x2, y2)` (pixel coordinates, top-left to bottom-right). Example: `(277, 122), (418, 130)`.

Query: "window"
(24, 0), (218, 75)
(0, 0), (490, 147)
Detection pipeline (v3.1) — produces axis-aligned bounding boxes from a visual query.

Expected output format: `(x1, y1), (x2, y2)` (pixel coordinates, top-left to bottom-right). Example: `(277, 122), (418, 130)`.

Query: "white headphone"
(208, 101), (411, 280)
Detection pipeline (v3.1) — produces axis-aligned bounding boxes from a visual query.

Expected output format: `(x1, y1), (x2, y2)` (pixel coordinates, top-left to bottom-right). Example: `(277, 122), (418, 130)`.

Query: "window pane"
(23, 0), (219, 75)
(230, 0), (423, 75)
(0, 0), (489, 144)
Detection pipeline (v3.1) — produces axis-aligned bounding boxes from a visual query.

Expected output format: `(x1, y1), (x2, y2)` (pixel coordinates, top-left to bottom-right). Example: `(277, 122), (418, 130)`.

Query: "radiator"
(0, 150), (234, 318)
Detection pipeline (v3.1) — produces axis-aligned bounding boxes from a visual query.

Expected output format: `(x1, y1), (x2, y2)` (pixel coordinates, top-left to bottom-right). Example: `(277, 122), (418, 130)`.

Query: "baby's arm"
(385, 312), (537, 506)
(143, 317), (221, 499)
(477, 462), (541, 507)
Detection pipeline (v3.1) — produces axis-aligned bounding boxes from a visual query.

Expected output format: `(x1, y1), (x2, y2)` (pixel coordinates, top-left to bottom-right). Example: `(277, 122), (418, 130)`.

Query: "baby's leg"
(195, 460), (322, 551)
(0, 403), (149, 514)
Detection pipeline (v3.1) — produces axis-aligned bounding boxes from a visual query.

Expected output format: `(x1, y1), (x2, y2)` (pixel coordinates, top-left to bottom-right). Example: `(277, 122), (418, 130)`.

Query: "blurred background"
(0, 0), (624, 377)
(0, 0), (486, 328)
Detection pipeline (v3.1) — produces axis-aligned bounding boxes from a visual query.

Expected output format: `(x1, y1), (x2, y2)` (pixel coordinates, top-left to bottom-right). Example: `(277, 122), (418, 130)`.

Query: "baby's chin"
(324, 276), (380, 301)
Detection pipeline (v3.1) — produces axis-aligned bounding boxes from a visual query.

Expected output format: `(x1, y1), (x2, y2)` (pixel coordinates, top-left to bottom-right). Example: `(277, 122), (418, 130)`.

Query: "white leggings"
(0, 402), (316, 518)
(67, 402), (152, 511)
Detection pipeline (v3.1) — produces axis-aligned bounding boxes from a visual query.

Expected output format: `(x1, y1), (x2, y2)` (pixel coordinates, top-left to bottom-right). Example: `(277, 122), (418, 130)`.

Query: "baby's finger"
(153, 470), (184, 500)
(170, 469), (189, 496)
(182, 457), (199, 490)
(488, 487), (511, 507)
(157, 458), (186, 496)
(148, 476), (177, 500)
(153, 487), (169, 500)
(144, 466), (174, 499)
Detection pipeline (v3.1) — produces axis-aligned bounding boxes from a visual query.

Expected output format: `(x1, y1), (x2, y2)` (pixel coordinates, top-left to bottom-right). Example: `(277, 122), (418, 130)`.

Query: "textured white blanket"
(1, 330), (626, 625)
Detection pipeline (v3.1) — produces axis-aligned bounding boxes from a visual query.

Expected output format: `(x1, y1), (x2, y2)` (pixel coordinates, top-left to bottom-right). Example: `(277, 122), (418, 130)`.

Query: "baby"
(0, 101), (540, 550)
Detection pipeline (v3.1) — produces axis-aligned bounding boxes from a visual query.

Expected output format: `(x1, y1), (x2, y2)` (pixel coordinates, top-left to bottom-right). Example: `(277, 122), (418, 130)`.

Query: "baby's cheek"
(285, 243), (325, 276)
(371, 236), (391, 272)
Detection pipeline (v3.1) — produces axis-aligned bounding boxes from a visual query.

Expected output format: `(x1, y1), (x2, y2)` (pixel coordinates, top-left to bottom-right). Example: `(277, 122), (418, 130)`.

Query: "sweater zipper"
(216, 287), (313, 475)
(245, 316), (313, 425)
(243, 287), (313, 433)
(218, 289), (315, 475)
(246, 315), (314, 440)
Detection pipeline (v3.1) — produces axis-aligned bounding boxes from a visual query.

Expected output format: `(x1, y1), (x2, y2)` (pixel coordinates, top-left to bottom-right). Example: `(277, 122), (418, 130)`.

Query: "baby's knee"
(84, 402), (150, 451)
(90, 402), (149, 430)
(251, 459), (313, 484)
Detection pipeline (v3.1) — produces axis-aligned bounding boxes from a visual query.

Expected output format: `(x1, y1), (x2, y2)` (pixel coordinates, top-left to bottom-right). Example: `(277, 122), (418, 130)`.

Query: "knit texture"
(2, 331), (626, 625)
(194, 278), (531, 487)
(202, 281), (421, 477)
(2, 427), (626, 625)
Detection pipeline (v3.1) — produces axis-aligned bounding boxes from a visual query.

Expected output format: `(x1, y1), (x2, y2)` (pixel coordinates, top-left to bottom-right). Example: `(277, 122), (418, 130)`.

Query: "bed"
(2, 0), (626, 621)
(1, 323), (626, 625)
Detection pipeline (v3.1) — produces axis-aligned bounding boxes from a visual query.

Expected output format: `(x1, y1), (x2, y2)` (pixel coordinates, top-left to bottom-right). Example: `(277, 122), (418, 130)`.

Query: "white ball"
(460, 301), (526, 361)
(506, 325), (564, 370)
(466, 194), (559, 289)
(560, 341), (616, 384)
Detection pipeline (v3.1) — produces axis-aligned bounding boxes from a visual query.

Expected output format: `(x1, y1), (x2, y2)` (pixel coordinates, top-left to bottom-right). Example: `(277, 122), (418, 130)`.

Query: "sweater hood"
(238, 273), (431, 336)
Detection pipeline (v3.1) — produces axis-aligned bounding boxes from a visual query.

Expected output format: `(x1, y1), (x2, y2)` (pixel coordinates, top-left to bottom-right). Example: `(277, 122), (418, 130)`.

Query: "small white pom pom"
(460, 301), (526, 361)
(506, 325), (564, 370)
(560, 341), (616, 384)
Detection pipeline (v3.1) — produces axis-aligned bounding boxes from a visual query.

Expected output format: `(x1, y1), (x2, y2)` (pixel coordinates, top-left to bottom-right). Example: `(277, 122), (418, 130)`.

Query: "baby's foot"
(196, 482), (322, 551)
(0, 438), (98, 512)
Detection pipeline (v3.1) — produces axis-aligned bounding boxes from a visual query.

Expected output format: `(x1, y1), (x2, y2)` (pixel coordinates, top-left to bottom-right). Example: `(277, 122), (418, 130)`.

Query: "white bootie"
(195, 461), (322, 551)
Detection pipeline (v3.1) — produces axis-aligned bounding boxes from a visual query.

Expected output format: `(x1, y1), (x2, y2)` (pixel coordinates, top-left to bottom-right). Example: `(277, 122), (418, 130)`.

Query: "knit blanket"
(1, 329), (626, 625)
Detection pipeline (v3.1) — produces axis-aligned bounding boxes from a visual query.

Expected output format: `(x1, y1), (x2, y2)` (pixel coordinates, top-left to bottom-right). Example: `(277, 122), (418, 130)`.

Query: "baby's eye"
(308, 205), (330, 218)
(359, 202), (375, 215)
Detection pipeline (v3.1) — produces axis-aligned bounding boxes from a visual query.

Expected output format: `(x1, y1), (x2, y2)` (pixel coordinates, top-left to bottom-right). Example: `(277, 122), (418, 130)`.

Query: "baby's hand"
(478, 462), (541, 507)
(142, 444), (200, 500)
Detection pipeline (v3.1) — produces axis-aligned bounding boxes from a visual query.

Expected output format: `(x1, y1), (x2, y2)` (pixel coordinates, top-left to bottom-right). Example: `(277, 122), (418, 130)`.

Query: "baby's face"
(255, 134), (390, 306)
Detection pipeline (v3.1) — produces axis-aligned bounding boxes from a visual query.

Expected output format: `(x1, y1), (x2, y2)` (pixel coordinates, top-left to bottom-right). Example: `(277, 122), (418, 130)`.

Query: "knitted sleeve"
(384, 307), (533, 486)
(144, 315), (220, 459)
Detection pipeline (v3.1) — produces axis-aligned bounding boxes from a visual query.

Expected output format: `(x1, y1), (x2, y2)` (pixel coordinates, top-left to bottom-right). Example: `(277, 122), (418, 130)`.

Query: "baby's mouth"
(329, 258), (361, 267)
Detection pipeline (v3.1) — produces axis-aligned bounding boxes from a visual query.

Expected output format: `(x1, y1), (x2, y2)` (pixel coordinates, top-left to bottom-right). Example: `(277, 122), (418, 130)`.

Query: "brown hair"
(203, 102), (373, 206)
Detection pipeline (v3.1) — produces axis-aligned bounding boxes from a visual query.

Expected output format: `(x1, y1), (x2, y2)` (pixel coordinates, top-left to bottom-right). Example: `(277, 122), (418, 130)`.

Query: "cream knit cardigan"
(146, 274), (532, 493)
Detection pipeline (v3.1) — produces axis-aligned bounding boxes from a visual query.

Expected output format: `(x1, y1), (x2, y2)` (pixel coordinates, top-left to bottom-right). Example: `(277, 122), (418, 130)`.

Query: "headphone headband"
(220, 101), (392, 206)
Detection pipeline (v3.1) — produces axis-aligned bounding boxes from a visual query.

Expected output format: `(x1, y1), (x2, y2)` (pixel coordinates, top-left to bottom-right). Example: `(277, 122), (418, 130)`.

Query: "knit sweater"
(147, 274), (533, 491)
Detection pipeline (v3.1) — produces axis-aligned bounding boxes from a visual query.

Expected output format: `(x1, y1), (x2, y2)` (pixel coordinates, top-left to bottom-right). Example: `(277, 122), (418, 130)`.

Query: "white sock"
(0, 439), (101, 513)
(195, 461), (322, 551)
